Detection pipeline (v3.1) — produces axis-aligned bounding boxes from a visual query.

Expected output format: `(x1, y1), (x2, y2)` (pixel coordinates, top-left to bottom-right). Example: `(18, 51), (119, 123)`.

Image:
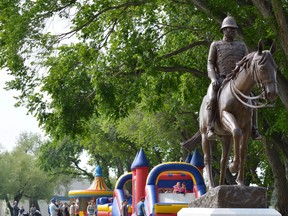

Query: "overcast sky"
(0, 71), (43, 152)
(0, 16), (94, 173)
(0, 15), (73, 152)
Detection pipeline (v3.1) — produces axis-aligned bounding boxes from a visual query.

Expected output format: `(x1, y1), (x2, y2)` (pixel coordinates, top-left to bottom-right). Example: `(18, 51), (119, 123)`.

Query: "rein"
(230, 52), (275, 109)
(230, 81), (273, 109)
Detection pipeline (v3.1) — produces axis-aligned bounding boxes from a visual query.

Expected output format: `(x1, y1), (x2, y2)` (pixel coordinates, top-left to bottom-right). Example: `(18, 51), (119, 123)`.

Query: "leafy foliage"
(0, 132), (55, 204)
(1, 0), (288, 213)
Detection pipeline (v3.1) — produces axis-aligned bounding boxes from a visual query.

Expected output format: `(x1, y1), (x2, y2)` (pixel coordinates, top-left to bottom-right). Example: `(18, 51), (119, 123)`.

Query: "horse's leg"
(201, 133), (215, 189)
(236, 130), (249, 185)
(219, 136), (232, 185)
(221, 110), (242, 173)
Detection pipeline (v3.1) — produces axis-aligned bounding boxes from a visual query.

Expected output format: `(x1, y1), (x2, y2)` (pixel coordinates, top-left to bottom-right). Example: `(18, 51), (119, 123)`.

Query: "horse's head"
(252, 40), (278, 101)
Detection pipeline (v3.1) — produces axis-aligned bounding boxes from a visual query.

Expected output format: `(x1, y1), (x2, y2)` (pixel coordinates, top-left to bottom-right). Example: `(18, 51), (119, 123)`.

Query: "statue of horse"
(183, 41), (278, 189)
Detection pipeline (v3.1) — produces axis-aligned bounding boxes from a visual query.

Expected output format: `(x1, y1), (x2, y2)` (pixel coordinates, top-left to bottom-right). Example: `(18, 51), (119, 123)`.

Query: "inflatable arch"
(145, 162), (206, 216)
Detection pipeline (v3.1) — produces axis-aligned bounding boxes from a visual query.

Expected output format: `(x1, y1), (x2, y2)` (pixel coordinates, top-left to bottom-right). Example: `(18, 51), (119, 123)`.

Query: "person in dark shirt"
(120, 199), (128, 216)
(12, 201), (20, 216)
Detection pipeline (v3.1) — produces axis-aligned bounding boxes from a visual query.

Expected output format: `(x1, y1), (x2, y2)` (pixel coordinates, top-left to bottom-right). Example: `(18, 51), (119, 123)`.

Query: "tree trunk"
(252, 0), (288, 109)
(252, 0), (288, 62)
(5, 194), (13, 216)
(263, 138), (288, 216)
(100, 156), (113, 189)
(276, 72), (288, 110)
(29, 198), (40, 211)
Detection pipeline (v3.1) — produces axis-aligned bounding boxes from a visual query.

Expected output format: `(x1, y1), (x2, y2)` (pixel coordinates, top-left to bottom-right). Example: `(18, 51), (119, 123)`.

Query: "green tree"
(37, 135), (95, 179)
(1, 1), (288, 215)
(0, 132), (55, 215)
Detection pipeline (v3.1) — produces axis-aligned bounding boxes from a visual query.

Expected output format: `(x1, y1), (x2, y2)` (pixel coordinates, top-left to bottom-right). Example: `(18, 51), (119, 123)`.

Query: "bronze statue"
(206, 16), (262, 140)
(181, 16), (278, 189)
(198, 38), (278, 189)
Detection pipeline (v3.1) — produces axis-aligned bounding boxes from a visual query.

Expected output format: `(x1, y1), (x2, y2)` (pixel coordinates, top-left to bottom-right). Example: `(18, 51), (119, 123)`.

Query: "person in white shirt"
(49, 199), (59, 216)
(70, 202), (76, 216)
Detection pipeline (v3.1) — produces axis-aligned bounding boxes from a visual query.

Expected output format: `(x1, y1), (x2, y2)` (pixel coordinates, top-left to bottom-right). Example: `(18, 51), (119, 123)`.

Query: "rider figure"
(206, 16), (262, 140)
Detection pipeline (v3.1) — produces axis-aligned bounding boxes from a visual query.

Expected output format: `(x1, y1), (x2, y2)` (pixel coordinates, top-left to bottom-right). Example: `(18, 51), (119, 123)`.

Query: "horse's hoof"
(229, 162), (239, 173)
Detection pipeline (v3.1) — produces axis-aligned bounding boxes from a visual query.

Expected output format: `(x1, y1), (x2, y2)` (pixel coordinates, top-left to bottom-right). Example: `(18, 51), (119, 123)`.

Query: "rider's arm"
(207, 42), (218, 82)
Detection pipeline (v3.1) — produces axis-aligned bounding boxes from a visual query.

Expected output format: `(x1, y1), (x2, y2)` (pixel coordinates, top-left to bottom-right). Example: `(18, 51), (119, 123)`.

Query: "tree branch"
(188, 0), (245, 39)
(70, 157), (94, 178)
(158, 40), (209, 60)
(40, 2), (76, 19)
(188, 0), (223, 24)
(97, 18), (118, 50)
(160, 66), (207, 77)
(271, 0), (288, 59)
(58, 1), (147, 38)
(251, 0), (273, 17)
(252, 0), (288, 61)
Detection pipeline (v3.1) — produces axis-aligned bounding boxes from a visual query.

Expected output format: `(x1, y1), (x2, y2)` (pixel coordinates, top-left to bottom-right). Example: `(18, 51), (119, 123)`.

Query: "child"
(173, 182), (181, 193)
(179, 182), (187, 194)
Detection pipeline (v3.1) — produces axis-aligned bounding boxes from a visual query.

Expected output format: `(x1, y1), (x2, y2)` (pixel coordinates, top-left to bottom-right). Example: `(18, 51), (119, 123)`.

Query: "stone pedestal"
(179, 186), (281, 216)
(178, 208), (281, 216)
(190, 185), (267, 208)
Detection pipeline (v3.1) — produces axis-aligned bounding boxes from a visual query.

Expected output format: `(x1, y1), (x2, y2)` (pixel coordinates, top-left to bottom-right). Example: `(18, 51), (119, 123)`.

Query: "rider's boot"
(252, 128), (262, 140)
(251, 109), (262, 140)
(207, 107), (216, 140)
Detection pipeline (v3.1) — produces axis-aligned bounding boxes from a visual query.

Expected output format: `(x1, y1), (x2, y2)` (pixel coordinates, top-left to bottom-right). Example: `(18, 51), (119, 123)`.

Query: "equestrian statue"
(182, 16), (278, 189)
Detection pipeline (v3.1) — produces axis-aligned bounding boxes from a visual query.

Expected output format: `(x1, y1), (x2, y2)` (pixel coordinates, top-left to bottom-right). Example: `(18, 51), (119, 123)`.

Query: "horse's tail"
(181, 130), (201, 152)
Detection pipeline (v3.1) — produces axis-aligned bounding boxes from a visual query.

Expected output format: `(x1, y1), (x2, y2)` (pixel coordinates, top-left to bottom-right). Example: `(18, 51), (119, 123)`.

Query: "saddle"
(211, 56), (251, 132)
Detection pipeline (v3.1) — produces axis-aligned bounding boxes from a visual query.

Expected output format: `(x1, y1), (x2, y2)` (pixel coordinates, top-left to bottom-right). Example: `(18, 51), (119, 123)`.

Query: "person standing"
(49, 199), (59, 216)
(30, 204), (37, 216)
(48, 204), (51, 216)
(12, 201), (20, 216)
(136, 197), (146, 216)
(205, 16), (261, 140)
(120, 199), (128, 216)
(56, 201), (63, 216)
(63, 203), (70, 216)
(69, 202), (75, 216)
(75, 202), (79, 216)
(86, 201), (95, 216)
(20, 206), (25, 216)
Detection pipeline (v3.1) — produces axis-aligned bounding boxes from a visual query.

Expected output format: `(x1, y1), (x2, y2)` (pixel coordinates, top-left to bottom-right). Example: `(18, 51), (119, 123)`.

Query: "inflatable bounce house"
(68, 165), (114, 215)
(68, 149), (206, 216)
(71, 148), (206, 216)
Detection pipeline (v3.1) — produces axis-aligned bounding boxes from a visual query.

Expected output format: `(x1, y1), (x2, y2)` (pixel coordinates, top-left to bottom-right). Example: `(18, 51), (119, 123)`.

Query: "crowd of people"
(13, 195), (146, 216)
(119, 196), (147, 216)
(48, 198), (79, 216)
(12, 201), (42, 216)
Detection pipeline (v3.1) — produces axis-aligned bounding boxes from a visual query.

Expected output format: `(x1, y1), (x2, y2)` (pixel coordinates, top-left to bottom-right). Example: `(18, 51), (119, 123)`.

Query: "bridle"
(230, 52), (276, 109)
